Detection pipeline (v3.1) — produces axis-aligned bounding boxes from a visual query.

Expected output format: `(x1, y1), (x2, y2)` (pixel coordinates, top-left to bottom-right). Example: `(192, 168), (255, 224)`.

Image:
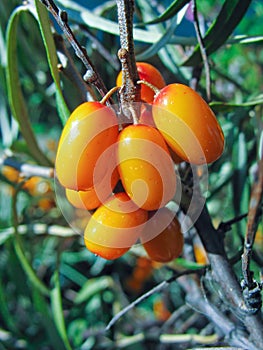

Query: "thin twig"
(39, 0), (109, 99)
(79, 25), (120, 71)
(192, 0), (211, 101)
(11, 181), (50, 297)
(1, 155), (54, 178)
(217, 212), (248, 234)
(0, 223), (78, 239)
(193, 205), (263, 349)
(179, 276), (259, 350)
(242, 156), (263, 288)
(54, 33), (96, 102)
(105, 269), (204, 331)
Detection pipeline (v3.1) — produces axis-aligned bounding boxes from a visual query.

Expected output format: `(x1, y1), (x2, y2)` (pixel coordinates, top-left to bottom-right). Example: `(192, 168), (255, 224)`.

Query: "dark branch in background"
(179, 276), (259, 350)
(1, 155), (54, 179)
(192, 0), (211, 101)
(53, 33), (96, 103)
(39, 0), (109, 100)
(116, 0), (141, 122)
(217, 212), (248, 234)
(242, 156), (263, 286)
(180, 169), (263, 349)
(79, 25), (120, 71)
(190, 64), (203, 92)
(241, 154), (263, 312)
(105, 268), (205, 331)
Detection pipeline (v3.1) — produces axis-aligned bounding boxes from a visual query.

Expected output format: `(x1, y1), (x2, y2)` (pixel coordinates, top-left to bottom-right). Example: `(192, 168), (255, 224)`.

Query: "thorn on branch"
(83, 69), (98, 84)
(59, 9), (68, 23)
(217, 212), (248, 234)
(241, 279), (262, 314)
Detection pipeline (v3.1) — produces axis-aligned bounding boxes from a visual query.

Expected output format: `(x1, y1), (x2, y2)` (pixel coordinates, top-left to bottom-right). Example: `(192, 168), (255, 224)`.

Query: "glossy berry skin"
(139, 105), (183, 164)
(152, 84), (224, 164)
(65, 168), (119, 211)
(116, 62), (166, 103)
(141, 208), (184, 263)
(117, 124), (176, 211)
(84, 192), (148, 260)
(2, 166), (20, 183)
(55, 102), (118, 191)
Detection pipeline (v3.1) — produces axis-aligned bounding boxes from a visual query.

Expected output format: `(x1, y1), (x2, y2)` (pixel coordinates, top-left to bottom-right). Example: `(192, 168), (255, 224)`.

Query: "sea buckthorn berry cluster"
(55, 61), (225, 261)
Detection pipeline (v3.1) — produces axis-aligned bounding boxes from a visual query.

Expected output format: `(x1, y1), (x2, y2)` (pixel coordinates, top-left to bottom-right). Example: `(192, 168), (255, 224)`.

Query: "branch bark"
(116, 0), (141, 122)
(194, 205), (263, 349)
(39, 0), (109, 99)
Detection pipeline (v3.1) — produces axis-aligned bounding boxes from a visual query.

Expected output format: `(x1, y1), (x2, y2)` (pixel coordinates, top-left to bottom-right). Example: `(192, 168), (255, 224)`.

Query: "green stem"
(50, 255), (73, 350)
(6, 6), (53, 166)
(11, 182), (50, 297)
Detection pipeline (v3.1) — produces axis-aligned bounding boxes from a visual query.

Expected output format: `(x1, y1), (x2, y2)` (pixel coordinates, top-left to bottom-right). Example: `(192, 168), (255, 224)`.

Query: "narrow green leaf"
(74, 276), (113, 305)
(56, 0), (161, 44)
(32, 288), (69, 350)
(56, 0), (195, 47)
(138, 0), (190, 26)
(12, 235), (50, 297)
(158, 44), (190, 84)
(172, 257), (207, 270)
(136, 0), (190, 83)
(5, 6), (52, 166)
(33, 0), (70, 125)
(182, 0), (252, 66)
(11, 183), (50, 297)
(229, 34), (263, 45)
(136, 17), (180, 61)
(60, 262), (88, 287)
(51, 269), (73, 350)
(210, 95), (263, 113)
(232, 132), (248, 215)
(0, 277), (17, 332)
(0, 229), (12, 245)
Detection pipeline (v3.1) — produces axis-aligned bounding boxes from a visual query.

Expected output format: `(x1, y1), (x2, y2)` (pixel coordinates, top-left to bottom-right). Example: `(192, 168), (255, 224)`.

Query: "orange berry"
(141, 208), (184, 263)
(2, 166), (19, 183)
(153, 84), (224, 164)
(66, 168), (119, 211)
(84, 192), (148, 260)
(117, 124), (176, 210)
(56, 102), (119, 191)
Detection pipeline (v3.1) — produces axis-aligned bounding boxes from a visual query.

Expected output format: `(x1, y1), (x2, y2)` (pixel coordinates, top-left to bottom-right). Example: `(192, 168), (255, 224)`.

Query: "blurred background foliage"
(0, 0), (262, 349)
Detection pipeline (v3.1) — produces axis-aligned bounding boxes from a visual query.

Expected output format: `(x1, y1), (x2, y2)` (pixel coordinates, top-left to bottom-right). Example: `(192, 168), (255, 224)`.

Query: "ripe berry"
(65, 168), (119, 211)
(84, 192), (148, 260)
(56, 102), (118, 191)
(117, 124), (176, 210)
(141, 208), (184, 263)
(152, 84), (224, 164)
